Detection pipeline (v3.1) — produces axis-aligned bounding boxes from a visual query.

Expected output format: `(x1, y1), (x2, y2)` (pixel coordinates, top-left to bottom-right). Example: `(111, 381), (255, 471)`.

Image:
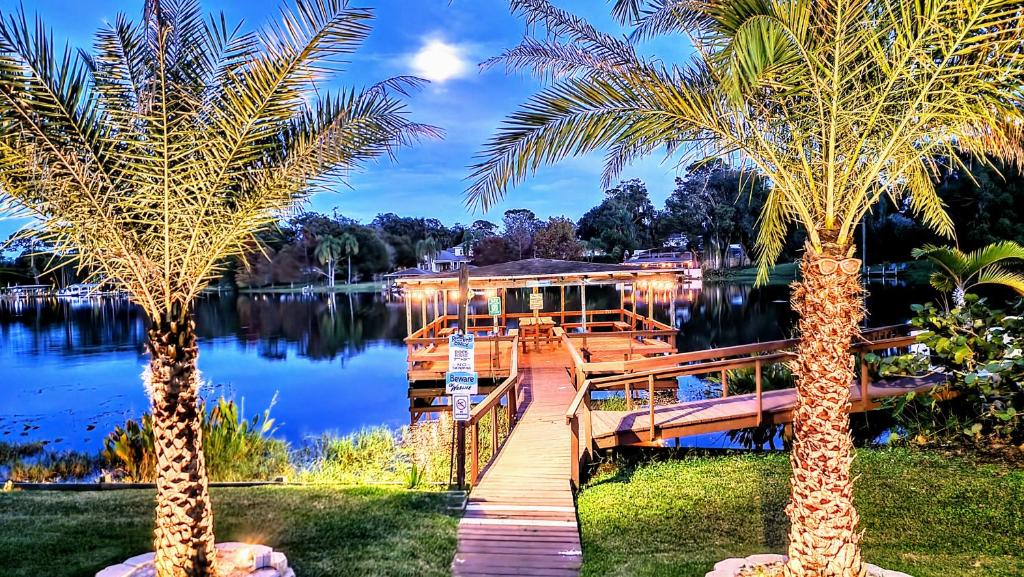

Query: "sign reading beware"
(445, 371), (478, 395)
(448, 333), (475, 373)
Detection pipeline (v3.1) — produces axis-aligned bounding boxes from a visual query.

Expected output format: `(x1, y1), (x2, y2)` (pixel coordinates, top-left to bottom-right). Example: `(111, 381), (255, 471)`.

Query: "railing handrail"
(470, 333), (521, 422)
(565, 324), (914, 425)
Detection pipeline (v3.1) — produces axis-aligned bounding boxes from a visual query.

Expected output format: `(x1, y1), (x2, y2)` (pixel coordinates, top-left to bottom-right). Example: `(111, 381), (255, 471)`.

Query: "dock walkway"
(452, 348), (582, 577)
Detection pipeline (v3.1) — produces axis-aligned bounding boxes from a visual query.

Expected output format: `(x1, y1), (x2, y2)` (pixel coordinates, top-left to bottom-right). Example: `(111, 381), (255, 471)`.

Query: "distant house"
(421, 246), (471, 273)
(723, 244), (750, 268)
(664, 233), (687, 248)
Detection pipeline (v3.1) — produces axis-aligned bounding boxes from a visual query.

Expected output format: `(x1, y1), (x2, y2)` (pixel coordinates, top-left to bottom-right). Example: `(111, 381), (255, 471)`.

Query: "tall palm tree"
(0, 1), (437, 575)
(316, 234), (345, 288)
(467, 1), (1024, 575)
(340, 231), (359, 284)
(415, 236), (439, 271)
(914, 241), (1024, 308)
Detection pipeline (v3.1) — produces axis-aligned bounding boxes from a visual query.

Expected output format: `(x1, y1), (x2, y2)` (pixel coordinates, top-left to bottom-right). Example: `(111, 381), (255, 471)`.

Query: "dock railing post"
(755, 359), (763, 427)
(456, 423), (466, 488)
(860, 349), (871, 411)
(570, 415), (580, 488)
(648, 374), (656, 442)
(469, 422), (479, 485)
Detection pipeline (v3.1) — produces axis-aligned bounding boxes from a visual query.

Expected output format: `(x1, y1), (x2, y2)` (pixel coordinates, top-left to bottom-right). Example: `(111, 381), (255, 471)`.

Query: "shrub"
(877, 297), (1024, 444)
(103, 396), (292, 482)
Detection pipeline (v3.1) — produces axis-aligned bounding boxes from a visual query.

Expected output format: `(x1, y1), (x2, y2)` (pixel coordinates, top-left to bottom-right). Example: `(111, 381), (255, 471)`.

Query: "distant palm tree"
(914, 241), (1024, 308)
(316, 234), (345, 288)
(340, 232), (359, 284)
(0, 1), (436, 575)
(415, 236), (439, 271)
(467, 1), (1024, 575)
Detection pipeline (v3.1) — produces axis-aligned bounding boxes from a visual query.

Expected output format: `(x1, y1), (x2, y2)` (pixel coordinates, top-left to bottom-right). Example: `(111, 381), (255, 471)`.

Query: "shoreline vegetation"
(704, 259), (935, 285)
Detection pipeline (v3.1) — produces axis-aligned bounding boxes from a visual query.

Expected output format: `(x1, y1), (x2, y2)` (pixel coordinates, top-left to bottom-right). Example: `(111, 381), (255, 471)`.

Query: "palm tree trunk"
(785, 245), (865, 577)
(148, 317), (217, 577)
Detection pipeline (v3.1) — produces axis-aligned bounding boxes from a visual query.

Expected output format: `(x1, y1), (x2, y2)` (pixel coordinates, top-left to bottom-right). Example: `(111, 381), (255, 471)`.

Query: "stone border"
(96, 543), (295, 577)
(704, 554), (914, 577)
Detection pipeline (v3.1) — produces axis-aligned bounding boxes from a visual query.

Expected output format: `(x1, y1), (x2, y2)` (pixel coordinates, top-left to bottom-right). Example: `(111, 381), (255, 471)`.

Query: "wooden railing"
(456, 333), (522, 487)
(565, 325), (916, 486)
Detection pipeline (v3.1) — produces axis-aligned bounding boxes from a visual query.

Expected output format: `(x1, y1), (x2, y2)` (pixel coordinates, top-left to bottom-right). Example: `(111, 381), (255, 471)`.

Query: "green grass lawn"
(0, 485), (457, 577)
(577, 448), (1023, 577)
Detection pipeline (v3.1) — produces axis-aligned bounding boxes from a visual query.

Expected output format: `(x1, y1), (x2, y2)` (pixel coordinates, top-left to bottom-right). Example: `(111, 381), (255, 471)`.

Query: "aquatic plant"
(103, 397), (292, 483)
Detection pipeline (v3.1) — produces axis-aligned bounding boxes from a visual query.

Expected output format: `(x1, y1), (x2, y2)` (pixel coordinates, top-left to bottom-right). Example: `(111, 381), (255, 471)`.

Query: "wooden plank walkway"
(452, 347), (582, 577)
(590, 374), (945, 448)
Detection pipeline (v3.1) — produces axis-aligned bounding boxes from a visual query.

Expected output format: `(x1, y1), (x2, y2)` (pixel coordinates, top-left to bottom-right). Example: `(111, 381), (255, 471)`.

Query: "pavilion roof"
(394, 258), (687, 289)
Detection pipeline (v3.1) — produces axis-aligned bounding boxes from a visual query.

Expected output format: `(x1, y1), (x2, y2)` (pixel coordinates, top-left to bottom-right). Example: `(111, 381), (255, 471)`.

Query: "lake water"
(0, 281), (932, 452)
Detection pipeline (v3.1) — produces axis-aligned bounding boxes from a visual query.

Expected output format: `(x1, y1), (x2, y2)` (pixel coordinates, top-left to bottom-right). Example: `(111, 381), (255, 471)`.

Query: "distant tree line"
(4, 156), (1022, 288)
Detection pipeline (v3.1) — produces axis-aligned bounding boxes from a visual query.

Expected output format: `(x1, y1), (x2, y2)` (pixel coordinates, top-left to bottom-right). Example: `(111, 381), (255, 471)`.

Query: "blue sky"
(0, 0), (690, 239)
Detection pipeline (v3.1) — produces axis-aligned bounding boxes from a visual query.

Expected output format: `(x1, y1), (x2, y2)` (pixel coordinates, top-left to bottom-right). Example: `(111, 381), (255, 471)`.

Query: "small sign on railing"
(452, 394), (471, 422)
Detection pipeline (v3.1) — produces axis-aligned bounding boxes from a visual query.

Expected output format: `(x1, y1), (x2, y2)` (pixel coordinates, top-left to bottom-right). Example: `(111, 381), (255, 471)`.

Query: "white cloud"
(410, 39), (470, 84)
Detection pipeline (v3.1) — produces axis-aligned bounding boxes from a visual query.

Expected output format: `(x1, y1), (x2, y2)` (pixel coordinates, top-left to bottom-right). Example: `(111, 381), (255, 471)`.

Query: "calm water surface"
(0, 281), (932, 451)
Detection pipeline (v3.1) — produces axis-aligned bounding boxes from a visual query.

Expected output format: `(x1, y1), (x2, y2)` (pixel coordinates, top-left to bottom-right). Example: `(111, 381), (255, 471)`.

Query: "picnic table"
(520, 316), (556, 350)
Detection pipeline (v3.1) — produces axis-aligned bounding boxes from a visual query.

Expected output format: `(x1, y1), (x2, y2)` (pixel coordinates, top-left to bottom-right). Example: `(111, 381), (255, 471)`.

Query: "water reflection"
(0, 281), (933, 451)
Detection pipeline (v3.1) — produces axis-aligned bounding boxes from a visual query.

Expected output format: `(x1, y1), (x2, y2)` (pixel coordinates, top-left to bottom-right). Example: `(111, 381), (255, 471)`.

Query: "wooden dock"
(452, 347), (582, 577)
(588, 375), (944, 448)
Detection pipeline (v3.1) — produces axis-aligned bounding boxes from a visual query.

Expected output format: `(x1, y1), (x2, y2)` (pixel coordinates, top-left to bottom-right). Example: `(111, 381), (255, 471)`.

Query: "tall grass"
(0, 442), (100, 482)
(103, 396), (293, 482)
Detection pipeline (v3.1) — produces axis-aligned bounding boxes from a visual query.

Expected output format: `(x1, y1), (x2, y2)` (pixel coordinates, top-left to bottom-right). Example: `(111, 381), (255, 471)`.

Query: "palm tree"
(316, 234), (345, 288)
(467, 1), (1024, 575)
(913, 241), (1024, 308)
(0, 1), (436, 575)
(415, 236), (439, 271)
(340, 231), (359, 284)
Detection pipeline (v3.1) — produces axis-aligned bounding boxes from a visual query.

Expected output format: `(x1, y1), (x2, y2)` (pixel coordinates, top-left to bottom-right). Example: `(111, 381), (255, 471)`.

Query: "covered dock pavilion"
(396, 258), (698, 421)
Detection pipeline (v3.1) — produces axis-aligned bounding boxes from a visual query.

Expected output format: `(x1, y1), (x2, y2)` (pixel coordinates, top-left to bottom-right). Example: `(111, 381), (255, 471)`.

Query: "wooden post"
(559, 285), (565, 326)
(631, 282), (638, 329)
(648, 374), (656, 442)
(501, 287), (507, 329)
(532, 286), (540, 351)
(456, 266), (471, 488)
(647, 283), (654, 326)
(619, 283), (625, 322)
(581, 282), (588, 333)
(860, 351), (871, 411)
(404, 295), (413, 337)
(469, 423), (479, 485)
(570, 416), (580, 488)
(721, 369), (729, 398)
(456, 422), (466, 488)
(490, 405), (498, 455)
(755, 359), (763, 426)
(625, 382), (633, 410)
(420, 296), (427, 333)
(458, 266), (470, 332)
(443, 289), (449, 325)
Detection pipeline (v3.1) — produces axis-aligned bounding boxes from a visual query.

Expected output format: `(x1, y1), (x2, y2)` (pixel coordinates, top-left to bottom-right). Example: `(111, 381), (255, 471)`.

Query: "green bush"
(103, 396), (293, 482)
(878, 297), (1024, 444)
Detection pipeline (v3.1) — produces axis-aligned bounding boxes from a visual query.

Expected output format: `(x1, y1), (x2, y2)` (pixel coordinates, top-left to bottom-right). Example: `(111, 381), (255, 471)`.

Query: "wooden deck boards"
(590, 374), (946, 447)
(452, 347), (582, 577)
